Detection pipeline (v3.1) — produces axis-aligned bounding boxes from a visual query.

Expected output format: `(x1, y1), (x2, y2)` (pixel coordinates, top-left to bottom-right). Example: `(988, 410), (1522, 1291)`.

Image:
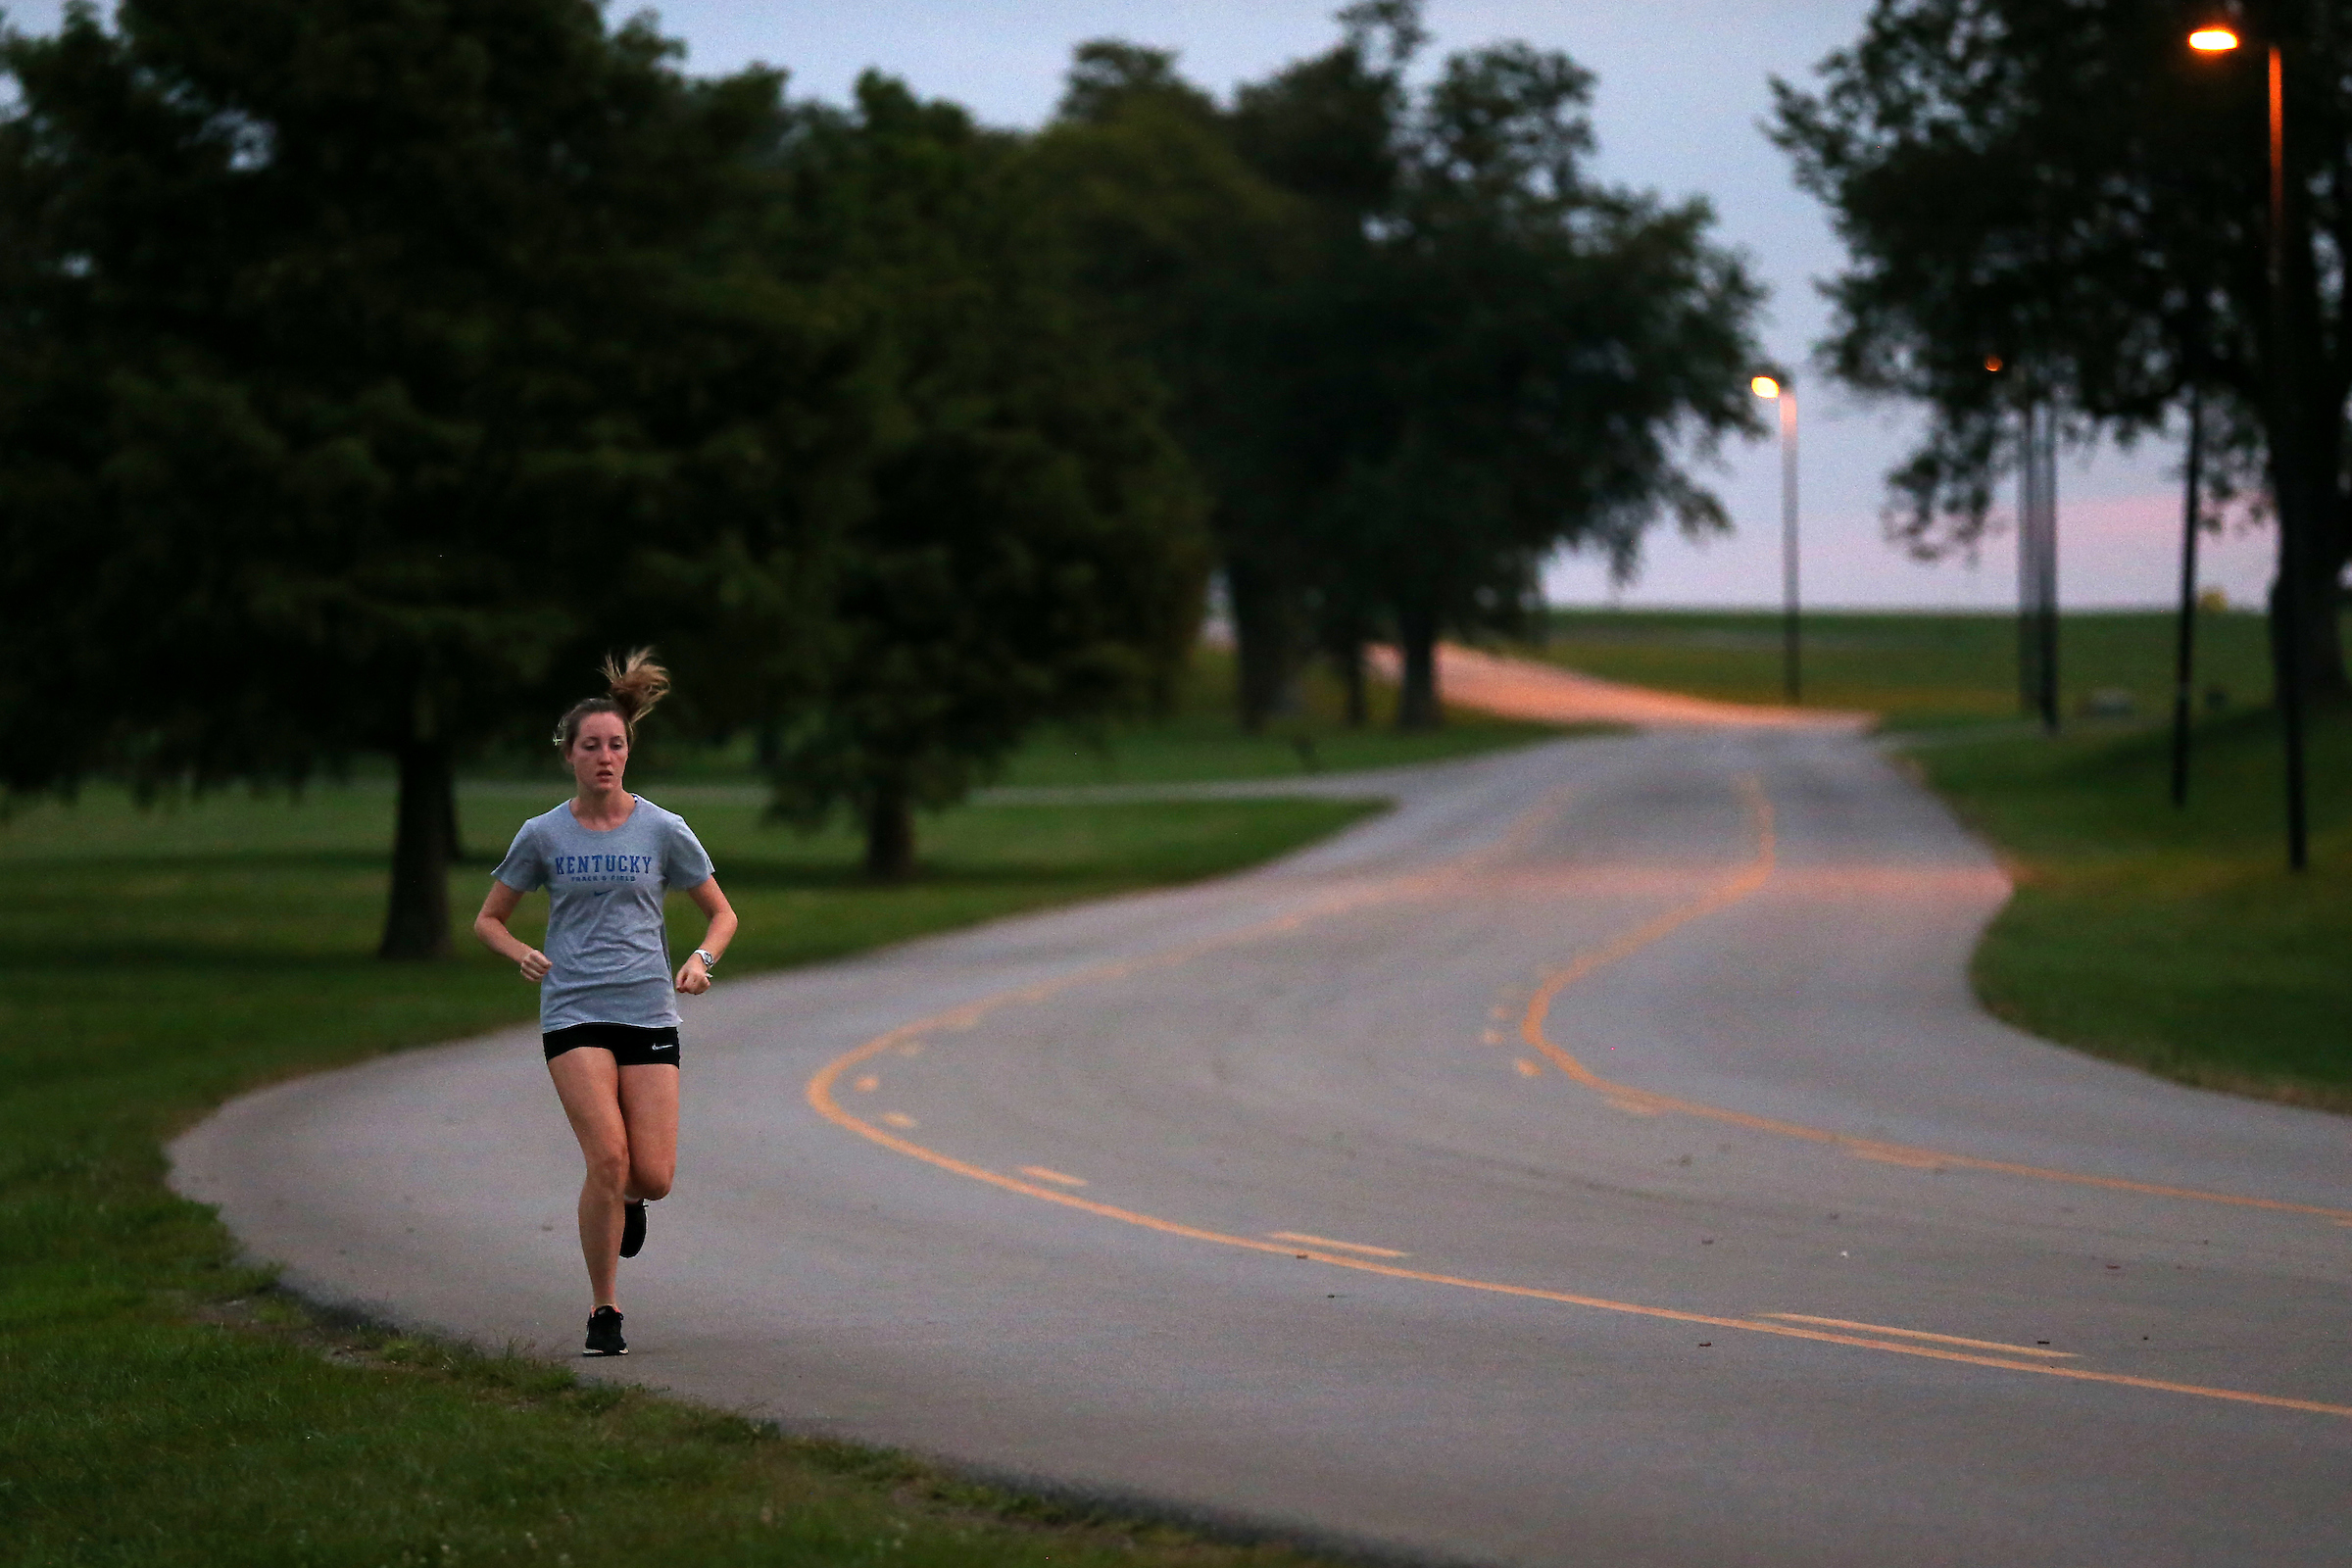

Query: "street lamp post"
(1752, 375), (1799, 704)
(2016, 391), (2060, 732)
(2170, 386), (2205, 808)
(2190, 20), (2309, 869)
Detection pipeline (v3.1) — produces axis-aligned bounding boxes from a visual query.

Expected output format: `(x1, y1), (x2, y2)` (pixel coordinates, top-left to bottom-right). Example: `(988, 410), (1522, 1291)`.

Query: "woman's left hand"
(674, 955), (710, 995)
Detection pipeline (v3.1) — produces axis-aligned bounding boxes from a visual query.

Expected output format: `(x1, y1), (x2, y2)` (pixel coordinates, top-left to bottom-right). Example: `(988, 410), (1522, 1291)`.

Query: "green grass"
(1, 778), (1375, 1566)
(1913, 705), (2352, 1107)
(1532, 608), (2282, 730)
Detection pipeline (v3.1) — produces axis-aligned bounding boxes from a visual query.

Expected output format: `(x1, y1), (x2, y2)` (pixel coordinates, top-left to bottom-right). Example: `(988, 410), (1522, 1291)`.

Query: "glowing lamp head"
(2188, 25), (2241, 52)
(1750, 375), (1782, 399)
(1984, 355), (2004, 373)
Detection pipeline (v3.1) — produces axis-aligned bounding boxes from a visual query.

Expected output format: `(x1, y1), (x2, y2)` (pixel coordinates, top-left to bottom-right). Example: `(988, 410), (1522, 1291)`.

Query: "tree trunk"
(1228, 558), (1300, 734)
(2276, 102), (2349, 706)
(864, 784), (915, 881)
(380, 738), (455, 959)
(2273, 561), (2348, 705)
(2300, 476), (2350, 704)
(1337, 639), (1368, 728)
(1396, 603), (1443, 731)
(441, 760), (465, 864)
(2268, 418), (2350, 708)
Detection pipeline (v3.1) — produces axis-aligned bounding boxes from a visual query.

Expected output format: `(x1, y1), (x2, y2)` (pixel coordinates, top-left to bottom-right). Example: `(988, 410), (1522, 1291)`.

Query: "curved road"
(174, 692), (2352, 1566)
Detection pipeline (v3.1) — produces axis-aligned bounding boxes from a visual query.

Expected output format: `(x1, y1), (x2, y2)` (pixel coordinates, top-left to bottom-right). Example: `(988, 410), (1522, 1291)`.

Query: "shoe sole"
(581, 1347), (628, 1356)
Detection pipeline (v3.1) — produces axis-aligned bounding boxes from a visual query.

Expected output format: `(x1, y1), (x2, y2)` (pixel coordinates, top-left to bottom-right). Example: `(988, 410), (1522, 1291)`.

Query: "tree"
(1223, 7), (1414, 727)
(1046, 3), (1766, 731)
(1037, 41), (1324, 731)
(0, 0), (850, 956)
(1239, 5), (1769, 727)
(1771, 0), (2351, 698)
(760, 77), (1210, 878)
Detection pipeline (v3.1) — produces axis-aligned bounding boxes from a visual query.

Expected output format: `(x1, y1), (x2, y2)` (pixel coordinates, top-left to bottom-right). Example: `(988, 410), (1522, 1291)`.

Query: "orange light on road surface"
(1750, 375), (1781, 398)
(2189, 26), (2241, 52)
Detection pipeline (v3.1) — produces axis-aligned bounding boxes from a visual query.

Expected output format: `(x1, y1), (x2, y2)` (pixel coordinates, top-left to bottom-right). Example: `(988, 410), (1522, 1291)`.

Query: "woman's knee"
(581, 1144), (631, 1195)
(629, 1163), (673, 1202)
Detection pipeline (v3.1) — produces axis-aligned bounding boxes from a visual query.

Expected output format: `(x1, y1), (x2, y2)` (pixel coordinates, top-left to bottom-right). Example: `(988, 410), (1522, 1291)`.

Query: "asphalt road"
(173, 717), (2352, 1566)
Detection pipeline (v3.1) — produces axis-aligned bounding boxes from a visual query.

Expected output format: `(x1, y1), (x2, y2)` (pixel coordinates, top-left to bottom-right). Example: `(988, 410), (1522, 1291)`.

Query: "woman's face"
(567, 712), (629, 795)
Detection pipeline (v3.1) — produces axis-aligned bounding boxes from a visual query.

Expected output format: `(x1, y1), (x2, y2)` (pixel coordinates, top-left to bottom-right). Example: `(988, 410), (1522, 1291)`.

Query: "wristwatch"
(693, 949), (719, 969)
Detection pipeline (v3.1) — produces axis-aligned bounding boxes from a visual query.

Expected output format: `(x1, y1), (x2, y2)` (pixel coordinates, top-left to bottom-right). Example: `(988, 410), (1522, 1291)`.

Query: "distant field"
(1001, 646), (1584, 785)
(1531, 608), (2280, 729)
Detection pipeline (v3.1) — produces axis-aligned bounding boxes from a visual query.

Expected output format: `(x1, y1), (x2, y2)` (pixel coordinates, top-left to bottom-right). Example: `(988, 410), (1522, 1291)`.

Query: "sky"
(6, 0), (2278, 611)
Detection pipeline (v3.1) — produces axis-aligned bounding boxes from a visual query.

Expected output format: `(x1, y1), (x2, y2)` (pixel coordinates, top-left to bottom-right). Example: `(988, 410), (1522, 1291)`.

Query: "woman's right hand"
(517, 949), (551, 984)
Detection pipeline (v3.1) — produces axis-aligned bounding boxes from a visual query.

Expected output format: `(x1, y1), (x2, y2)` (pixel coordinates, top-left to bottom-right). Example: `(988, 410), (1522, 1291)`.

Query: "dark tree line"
(1772, 0), (2352, 700)
(0, 0), (1767, 954)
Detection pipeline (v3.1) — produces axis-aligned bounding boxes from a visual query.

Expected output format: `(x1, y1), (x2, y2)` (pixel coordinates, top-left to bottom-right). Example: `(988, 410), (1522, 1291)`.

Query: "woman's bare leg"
(548, 1049), (630, 1308)
(616, 1063), (679, 1201)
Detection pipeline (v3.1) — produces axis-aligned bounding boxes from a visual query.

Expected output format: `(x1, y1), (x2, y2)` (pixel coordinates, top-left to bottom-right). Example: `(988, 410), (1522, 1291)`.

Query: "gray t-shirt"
(492, 796), (716, 1032)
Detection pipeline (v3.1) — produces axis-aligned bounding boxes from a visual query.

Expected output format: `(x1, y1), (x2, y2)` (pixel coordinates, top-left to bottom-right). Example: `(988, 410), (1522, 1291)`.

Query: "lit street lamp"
(1751, 374), (1799, 705)
(2189, 17), (2309, 870)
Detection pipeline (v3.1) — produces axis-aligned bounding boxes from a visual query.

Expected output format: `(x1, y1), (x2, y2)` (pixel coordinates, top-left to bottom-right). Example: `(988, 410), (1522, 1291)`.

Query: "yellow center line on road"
(1515, 777), (2352, 1227)
(1268, 1231), (1409, 1258)
(1019, 1165), (1090, 1188)
(807, 1037), (2352, 1419)
(1757, 1313), (2076, 1359)
(802, 771), (2352, 1422)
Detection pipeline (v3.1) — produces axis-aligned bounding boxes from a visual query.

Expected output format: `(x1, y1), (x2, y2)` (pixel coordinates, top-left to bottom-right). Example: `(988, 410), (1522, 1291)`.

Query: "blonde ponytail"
(554, 648), (673, 753)
(599, 648), (671, 729)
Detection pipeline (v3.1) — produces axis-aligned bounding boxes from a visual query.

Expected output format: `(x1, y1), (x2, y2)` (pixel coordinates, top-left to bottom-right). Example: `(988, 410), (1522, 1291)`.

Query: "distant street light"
(1751, 375), (1800, 704)
(2189, 16), (2308, 870)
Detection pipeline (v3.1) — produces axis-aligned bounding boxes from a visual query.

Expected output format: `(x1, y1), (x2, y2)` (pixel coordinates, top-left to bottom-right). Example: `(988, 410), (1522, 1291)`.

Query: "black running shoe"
(583, 1305), (627, 1356)
(619, 1200), (647, 1259)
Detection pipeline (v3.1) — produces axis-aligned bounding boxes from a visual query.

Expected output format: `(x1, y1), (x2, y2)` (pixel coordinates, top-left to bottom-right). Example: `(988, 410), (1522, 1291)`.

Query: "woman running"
(472, 651), (737, 1356)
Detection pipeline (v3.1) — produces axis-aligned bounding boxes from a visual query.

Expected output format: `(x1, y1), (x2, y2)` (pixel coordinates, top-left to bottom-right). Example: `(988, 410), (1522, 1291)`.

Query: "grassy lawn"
(1916, 705), (2352, 1108)
(1532, 607), (2278, 730)
(3, 778), (1375, 1566)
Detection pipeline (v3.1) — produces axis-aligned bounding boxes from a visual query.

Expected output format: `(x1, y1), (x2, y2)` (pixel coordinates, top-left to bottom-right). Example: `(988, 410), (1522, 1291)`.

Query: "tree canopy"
(0, 0), (852, 953)
(0, 0), (1208, 924)
(1039, 1), (1766, 728)
(1771, 0), (2350, 696)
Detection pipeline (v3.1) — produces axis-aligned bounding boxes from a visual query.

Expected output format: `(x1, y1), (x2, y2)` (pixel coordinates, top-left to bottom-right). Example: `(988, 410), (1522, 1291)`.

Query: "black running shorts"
(542, 1022), (681, 1067)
